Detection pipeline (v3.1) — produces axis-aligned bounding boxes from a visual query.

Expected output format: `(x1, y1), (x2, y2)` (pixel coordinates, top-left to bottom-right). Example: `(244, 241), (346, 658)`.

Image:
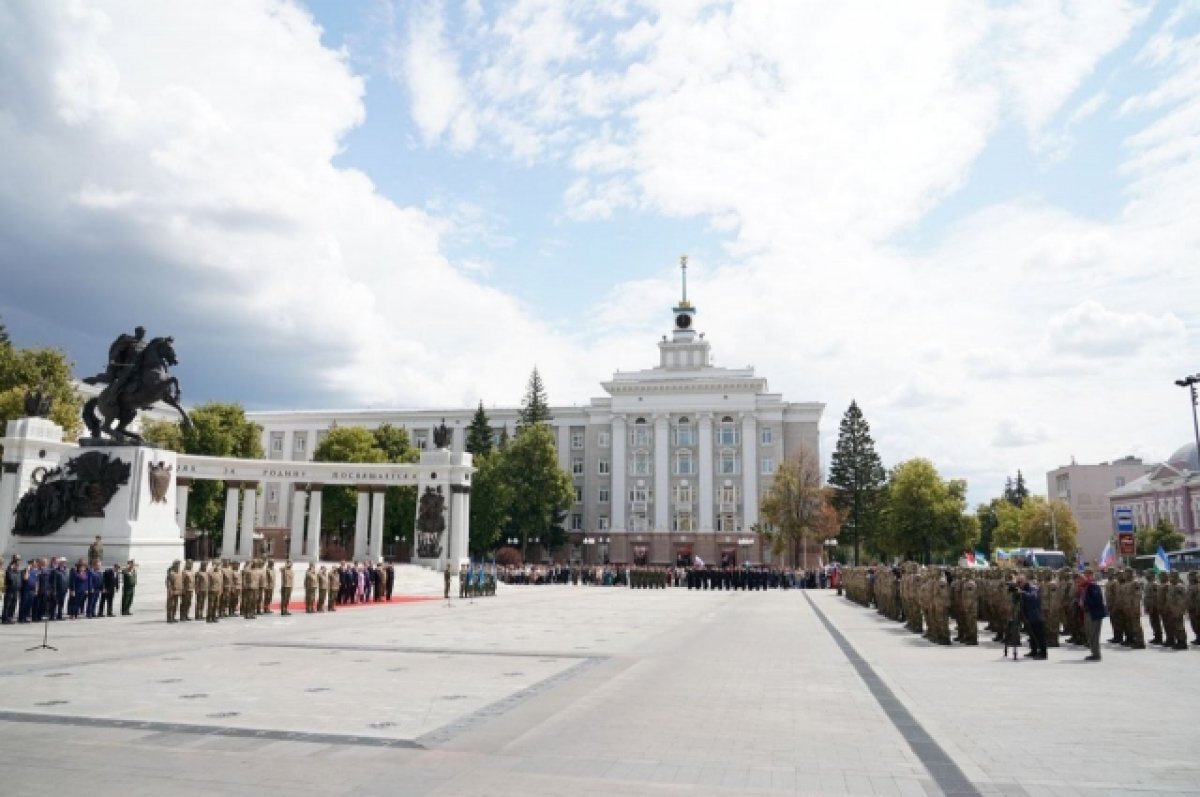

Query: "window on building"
(761, 427), (773, 446)
(674, 418), (694, 446)
(632, 417), (651, 447)
(673, 512), (694, 532)
(1115, 477), (1126, 488)
(717, 513), (738, 532)
(598, 431), (610, 448)
(718, 450), (738, 475)
(761, 457), (775, 475)
(630, 486), (649, 504)
(571, 514), (583, 530)
(271, 434), (283, 452)
(630, 514), (649, 532)
(414, 431), (428, 450)
(719, 484), (739, 506)
(633, 450), (651, 476)
(599, 487), (610, 504)
(675, 449), (695, 475)
(574, 486), (583, 503)
(598, 459), (610, 475)
(1055, 474), (1070, 499)
(572, 458), (584, 476)
(491, 429), (505, 447)
(673, 482), (693, 504)
(598, 516), (610, 530)
(717, 416), (738, 446)
(571, 430), (584, 449)
(294, 432), (308, 452)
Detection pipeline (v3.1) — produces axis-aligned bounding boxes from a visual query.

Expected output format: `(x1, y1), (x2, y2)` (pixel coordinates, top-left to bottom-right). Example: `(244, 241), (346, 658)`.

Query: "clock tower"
(659, 256), (710, 369)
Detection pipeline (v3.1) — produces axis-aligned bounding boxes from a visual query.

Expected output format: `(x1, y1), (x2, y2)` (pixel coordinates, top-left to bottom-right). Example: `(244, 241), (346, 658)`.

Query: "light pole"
(1176, 373), (1200, 540)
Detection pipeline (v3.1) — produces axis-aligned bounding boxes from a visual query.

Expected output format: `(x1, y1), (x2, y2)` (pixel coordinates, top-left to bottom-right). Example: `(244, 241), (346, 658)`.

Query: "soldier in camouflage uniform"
(206, 560), (222, 623)
(193, 562), (207, 622)
(1165, 572), (1188, 650)
(1187, 571), (1200, 646)
(1145, 569), (1163, 644)
(1042, 570), (1060, 647)
(1121, 569), (1145, 649)
(1061, 569), (1083, 645)
(1104, 569), (1122, 644)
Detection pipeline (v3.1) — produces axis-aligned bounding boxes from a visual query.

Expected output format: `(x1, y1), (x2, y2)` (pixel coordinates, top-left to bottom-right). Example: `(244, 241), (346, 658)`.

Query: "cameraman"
(1016, 574), (1047, 660)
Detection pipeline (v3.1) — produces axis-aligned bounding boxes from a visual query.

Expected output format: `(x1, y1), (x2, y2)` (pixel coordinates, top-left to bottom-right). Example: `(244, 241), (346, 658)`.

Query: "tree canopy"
(499, 423), (572, 559)
(1136, 517), (1186, 556)
(465, 401), (494, 457)
(0, 335), (82, 440)
(516, 367), (552, 431)
(879, 458), (978, 563)
(827, 400), (885, 565)
(469, 449), (509, 557)
(760, 445), (841, 568)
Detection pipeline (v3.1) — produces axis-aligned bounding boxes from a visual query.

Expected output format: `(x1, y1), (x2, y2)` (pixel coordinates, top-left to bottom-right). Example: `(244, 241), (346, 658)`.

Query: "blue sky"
(1, 1), (1197, 511)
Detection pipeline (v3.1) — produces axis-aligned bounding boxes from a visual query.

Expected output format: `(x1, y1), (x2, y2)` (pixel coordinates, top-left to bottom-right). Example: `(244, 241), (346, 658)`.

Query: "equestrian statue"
(81, 326), (192, 443)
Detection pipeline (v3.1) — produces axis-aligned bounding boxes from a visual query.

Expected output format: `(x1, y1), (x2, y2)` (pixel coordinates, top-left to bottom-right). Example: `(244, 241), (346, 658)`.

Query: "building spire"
(679, 255), (689, 308)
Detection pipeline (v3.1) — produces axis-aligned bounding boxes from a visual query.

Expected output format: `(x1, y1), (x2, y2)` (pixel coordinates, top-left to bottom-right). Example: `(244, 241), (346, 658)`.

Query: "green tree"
(312, 427), (387, 552)
(372, 423), (418, 464)
(141, 402), (263, 549)
(468, 449), (510, 557)
(1016, 496), (1077, 554)
(1136, 517), (1186, 556)
(0, 340), (82, 440)
(760, 444), (841, 568)
(465, 401), (494, 457)
(499, 423), (572, 560)
(370, 424), (418, 555)
(0, 317), (9, 347)
(879, 459), (978, 563)
(975, 500), (1000, 555)
(827, 400), (885, 565)
(516, 367), (552, 431)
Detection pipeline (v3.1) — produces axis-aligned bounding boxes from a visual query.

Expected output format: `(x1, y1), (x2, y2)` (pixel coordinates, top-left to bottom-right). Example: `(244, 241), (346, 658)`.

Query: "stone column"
(238, 483), (258, 561)
(654, 414), (670, 531)
(698, 414), (714, 532)
(0, 463), (17, 556)
(354, 489), (370, 561)
(368, 489), (385, 563)
(449, 484), (470, 567)
(175, 480), (191, 540)
(307, 487), (323, 562)
(222, 483), (240, 559)
(741, 415), (758, 531)
(288, 487), (307, 562)
(611, 416), (626, 532)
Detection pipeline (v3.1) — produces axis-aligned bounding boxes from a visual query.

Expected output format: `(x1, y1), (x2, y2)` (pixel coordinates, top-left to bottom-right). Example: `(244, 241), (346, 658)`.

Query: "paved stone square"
(2, 585), (1198, 796)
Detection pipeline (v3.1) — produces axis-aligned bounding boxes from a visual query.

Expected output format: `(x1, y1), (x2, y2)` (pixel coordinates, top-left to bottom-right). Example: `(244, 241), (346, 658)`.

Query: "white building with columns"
(249, 271), (823, 566)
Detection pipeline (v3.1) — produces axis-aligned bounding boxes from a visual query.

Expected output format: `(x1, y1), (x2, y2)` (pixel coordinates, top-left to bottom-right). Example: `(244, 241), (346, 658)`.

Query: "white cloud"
(1047, 300), (1185, 357)
(993, 418), (1049, 448)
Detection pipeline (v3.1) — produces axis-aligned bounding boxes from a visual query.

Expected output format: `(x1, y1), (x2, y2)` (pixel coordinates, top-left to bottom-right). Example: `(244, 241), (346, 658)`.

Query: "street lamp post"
(1175, 373), (1200, 539)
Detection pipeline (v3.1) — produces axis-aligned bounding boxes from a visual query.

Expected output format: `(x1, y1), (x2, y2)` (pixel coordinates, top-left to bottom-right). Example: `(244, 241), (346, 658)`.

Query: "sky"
(1, 0), (1198, 508)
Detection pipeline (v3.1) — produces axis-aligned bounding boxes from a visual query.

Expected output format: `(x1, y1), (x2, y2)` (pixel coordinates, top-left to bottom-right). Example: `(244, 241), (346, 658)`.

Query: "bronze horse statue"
(83, 336), (191, 443)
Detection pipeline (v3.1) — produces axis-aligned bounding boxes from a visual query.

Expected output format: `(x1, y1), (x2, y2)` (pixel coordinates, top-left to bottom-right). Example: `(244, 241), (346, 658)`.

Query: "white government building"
(249, 268), (824, 566)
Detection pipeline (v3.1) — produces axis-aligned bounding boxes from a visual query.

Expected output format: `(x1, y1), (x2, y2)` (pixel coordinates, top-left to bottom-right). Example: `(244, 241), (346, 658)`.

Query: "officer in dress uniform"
(279, 560), (294, 616)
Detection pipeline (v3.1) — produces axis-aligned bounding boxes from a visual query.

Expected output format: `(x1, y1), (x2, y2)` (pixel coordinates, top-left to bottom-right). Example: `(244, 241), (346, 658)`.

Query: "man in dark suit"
(1081, 569), (1108, 661)
(19, 560), (39, 623)
(2, 556), (22, 624)
(100, 564), (119, 617)
(85, 563), (102, 618)
(52, 559), (70, 620)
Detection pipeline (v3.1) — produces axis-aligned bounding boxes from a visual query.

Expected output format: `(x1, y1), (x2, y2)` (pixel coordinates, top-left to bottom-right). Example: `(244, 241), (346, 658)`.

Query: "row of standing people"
(2, 555), (138, 623)
(163, 559), (399, 623)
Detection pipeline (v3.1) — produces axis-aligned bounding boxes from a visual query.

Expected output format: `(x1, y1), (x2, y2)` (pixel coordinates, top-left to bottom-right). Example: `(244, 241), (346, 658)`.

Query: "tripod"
(27, 603), (57, 652)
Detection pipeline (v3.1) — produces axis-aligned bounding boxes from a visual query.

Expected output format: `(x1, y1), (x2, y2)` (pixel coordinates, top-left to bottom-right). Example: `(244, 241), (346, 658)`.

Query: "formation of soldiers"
(456, 564), (497, 598)
(163, 559), (399, 623)
(843, 564), (1200, 651)
(498, 563), (833, 590)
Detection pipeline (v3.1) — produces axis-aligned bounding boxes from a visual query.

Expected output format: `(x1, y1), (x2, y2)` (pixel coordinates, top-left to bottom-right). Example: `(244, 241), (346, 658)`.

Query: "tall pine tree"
(0, 316), (9, 347)
(827, 400), (886, 565)
(516, 367), (552, 431)
(465, 401), (494, 457)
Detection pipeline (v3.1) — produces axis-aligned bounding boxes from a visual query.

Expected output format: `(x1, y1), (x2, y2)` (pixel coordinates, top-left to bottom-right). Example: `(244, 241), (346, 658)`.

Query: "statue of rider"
(83, 326), (146, 400)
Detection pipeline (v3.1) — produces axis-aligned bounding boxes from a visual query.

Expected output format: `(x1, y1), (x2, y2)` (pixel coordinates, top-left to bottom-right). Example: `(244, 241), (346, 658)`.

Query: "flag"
(965, 551), (976, 566)
(1097, 542), (1116, 570)
(995, 549), (1010, 561)
(1154, 545), (1171, 573)
(974, 550), (988, 566)
(694, 555), (704, 567)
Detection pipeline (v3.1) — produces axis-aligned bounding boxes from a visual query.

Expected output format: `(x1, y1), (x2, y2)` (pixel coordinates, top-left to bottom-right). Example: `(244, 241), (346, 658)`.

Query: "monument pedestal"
(411, 448), (472, 572)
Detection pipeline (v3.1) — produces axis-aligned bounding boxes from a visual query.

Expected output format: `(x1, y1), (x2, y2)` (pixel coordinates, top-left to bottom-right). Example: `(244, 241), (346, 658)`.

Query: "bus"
(1131, 548), (1200, 573)
(1002, 548), (1069, 570)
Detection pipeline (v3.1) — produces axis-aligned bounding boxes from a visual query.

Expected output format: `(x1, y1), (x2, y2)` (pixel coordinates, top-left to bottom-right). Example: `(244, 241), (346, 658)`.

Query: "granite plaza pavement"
(1, 578), (1198, 797)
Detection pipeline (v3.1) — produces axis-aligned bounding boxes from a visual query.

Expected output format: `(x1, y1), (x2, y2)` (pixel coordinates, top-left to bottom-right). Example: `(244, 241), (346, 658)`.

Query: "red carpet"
(267, 595), (441, 612)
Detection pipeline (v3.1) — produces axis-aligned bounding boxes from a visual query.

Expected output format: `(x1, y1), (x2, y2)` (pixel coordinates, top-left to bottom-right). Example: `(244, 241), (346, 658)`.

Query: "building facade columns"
(653, 414), (670, 532)
(288, 487), (307, 562)
(238, 482), (258, 561)
(368, 488), (386, 563)
(222, 483), (241, 560)
(611, 415), (627, 532)
(307, 487), (323, 560)
(741, 415), (758, 531)
(698, 414), (714, 532)
(175, 479), (191, 540)
(353, 489), (371, 561)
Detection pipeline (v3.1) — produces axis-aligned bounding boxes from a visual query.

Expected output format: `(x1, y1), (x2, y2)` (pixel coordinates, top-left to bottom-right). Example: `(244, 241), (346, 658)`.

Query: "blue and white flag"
(1097, 541), (1116, 570)
(1154, 544), (1171, 573)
